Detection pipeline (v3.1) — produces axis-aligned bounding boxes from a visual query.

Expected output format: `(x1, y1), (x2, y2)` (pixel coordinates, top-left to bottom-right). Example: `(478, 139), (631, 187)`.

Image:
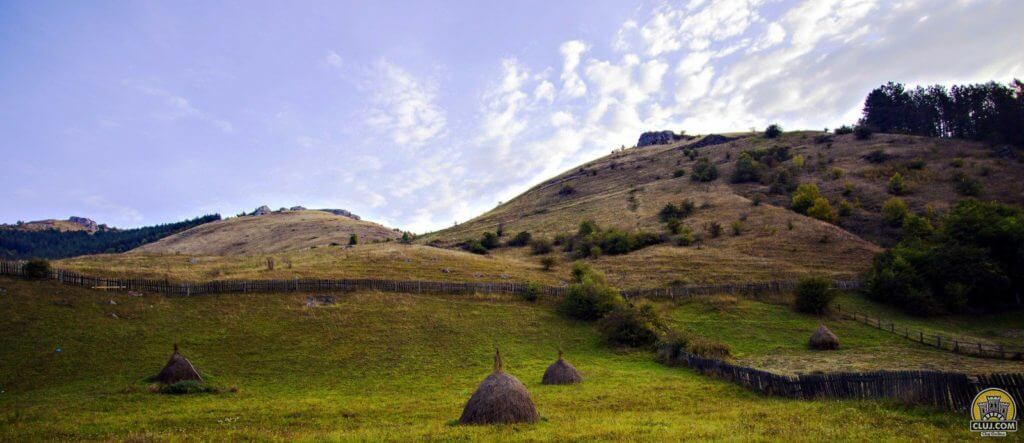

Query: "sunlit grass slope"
(0, 277), (973, 441)
(660, 293), (1024, 375)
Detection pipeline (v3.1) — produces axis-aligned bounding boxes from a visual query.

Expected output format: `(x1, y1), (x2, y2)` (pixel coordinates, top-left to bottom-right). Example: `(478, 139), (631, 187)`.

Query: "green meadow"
(0, 277), (986, 441)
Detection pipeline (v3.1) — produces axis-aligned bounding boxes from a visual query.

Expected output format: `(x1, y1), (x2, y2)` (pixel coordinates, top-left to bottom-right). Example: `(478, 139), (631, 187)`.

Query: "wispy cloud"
(122, 79), (234, 133)
(364, 59), (447, 149)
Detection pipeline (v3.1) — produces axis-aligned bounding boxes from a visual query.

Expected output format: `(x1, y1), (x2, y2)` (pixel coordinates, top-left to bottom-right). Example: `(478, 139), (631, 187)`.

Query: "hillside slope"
(0, 277), (974, 440)
(420, 131), (1024, 283)
(134, 210), (401, 255)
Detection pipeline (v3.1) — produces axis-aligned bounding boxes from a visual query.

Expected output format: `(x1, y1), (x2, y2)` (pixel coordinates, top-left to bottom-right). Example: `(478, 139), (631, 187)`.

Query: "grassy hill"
(0, 277), (984, 440)
(134, 210), (402, 255)
(419, 131), (1024, 283)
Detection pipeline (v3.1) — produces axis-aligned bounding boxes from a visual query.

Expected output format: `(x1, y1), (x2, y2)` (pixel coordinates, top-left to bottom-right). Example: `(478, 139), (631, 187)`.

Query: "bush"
(673, 169), (685, 178)
(768, 169), (798, 195)
(596, 304), (665, 348)
(838, 199), (853, 217)
(882, 197), (908, 226)
(465, 240), (488, 255)
(23, 259), (51, 280)
(790, 183), (823, 214)
(902, 214), (934, 239)
(564, 223), (663, 259)
(521, 283), (541, 302)
(690, 158), (719, 182)
(764, 124), (783, 138)
(854, 125), (873, 140)
(559, 264), (624, 321)
(530, 238), (553, 255)
(834, 125), (854, 135)
(793, 277), (834, 314)
(730, 152), (764, 183)
(578, 220), (599, 236)
(862, 149), (889, 164)
(906, 157), (926, 170)
(674, 227), (694, 246)
(706, 221), (722, 238)
(480, 232), (500, 250)
(348, 234), (358, 245)
(507, 231), (532, 247)
(540, 256), (556, 271)
(807, 197), (838, 223)
(730, 221), (742, 236)
(952, 172), (982, 196)
(658, 200), (694, 223)
(658, 331), (732, 360)
(888, 172), (906, 195)
(558, 185), (575, 196)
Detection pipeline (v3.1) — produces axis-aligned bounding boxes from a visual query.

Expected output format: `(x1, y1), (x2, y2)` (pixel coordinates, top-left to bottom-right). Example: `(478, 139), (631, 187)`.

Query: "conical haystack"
(541, 350), (582, 385)
(459, 349), (540, 425)
(148, 344), (203, 384)
(809, 325), (840, 350)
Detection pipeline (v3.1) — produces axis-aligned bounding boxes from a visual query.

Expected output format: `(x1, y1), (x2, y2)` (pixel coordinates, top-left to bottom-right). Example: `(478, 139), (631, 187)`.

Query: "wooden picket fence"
(657, 344), (1024, 411)
(835, 305), (1024, 361)
(0, 259), (861, 300)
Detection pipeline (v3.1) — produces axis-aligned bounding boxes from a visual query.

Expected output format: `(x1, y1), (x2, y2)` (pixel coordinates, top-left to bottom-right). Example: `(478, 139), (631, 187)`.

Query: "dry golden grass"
(1, 219), (93, 232)
(134, 210), (402, 255)
(59, 243), (564, 285)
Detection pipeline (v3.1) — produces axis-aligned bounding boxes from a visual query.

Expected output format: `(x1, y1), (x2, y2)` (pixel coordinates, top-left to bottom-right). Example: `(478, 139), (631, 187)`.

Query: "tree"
(807, 198), (838, 223)
(887, 172), (906, 195)
(690, 157), (719, 182)
(348, 234), (359, 245)
(480, 232), (500, 249)
(764, 124), (783, 138)
(882, 197), (908, 226)
(790, 183), (823, 214)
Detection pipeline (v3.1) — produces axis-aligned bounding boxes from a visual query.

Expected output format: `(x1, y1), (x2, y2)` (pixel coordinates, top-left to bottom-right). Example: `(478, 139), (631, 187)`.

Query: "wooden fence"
(836, 305), (1024, 361)
(657, 344), (1024, 411)
(0, 259), (860, 300)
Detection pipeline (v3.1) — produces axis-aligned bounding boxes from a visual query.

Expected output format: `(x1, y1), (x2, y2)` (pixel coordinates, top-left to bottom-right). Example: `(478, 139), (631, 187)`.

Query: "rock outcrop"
(320, 209), (361, 220)
(250, 205), (272, 216)
(638, 130), (687, 147)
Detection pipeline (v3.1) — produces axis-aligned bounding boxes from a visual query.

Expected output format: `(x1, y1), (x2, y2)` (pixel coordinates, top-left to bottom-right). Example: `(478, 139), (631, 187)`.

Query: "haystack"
(809, 325), (840, 350)
(459, 349), (540, 425)
(148, 344), (203, 384)
(541, 350), (582, 385)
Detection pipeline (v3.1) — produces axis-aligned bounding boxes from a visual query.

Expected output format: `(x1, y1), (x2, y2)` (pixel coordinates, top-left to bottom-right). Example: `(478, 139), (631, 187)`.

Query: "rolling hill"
(133, 209), (403, 255)
(419, 131), (1024, 284)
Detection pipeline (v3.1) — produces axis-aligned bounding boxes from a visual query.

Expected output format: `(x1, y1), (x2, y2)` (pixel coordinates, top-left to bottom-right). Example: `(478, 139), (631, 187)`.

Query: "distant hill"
(0, 214), (221, 259)
(419, 130), (1024, 284)
(133, 209), (402, 255)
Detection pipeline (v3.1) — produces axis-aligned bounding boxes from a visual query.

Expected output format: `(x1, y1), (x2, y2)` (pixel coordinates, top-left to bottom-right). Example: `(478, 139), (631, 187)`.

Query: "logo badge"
(971, 388), (1018, 437)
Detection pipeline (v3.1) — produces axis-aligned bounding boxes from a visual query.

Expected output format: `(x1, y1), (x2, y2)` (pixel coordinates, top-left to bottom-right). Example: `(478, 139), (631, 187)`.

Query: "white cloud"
(534, 80), (555, 103)
(123, 79), (234, 133)
(324, 50), (344, 69)
(364, 59), (446, 149)
(559, 40), (588, 98)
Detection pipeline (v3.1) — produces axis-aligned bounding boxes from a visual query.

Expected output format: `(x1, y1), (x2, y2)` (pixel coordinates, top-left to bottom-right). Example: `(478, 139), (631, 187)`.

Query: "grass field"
(0, 277), (983, 441)
(660, 293), (1024, 375)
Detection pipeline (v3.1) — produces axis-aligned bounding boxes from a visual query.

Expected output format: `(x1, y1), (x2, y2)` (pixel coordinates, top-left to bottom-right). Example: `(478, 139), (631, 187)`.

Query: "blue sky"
(2, 0), (1022, 232)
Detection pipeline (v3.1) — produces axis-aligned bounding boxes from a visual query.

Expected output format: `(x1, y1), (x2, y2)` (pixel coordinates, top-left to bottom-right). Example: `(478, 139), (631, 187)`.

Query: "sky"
(1, 0), (1022, 232)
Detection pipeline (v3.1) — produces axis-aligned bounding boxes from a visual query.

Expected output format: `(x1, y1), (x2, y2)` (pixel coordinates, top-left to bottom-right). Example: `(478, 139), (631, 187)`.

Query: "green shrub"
(673, 169), (685, 178)
(521, 283), (541, 302)
(706, 221), (722, 238)
(906, 157), (926, 170)
(764, 124), (783, 138)
(793, 277), (834, 314)
(901, 214), (934, 239)
(465, 240), (488, 255)
(690, 158), (719, 182)
(559, 264), (624, 321)
(348, 234), (359, 245)
(854, 125), (873, 140)
(790, 183), (823, 214)
(887, 172), (906, 195)
(507, 231), (532, 247)
(658, 200), (694, 223)
(530, 238), (553, 255)
(578, 220), (599, 236)
(730, 221), (742, 236)
(807, 198), (838, 223)
(862, 149), (889, 164)
(23, 259), (51, 280)
(596, 304), (665, 348)
(834, 125), (854, 135)
(882, 197), (908, 226)
(540, 256), (556, 271)
(838, 199), (853, 217)
(730, 152), (764, 183)
(950, 157), (965, 168)
(768, 169), (798, 195)
(558, 185), (575, 196)
(674, 227), (694, 246)
(480, 232), (500, 250)
(658, 331), (732, 360)
(952, 172), (982, 196)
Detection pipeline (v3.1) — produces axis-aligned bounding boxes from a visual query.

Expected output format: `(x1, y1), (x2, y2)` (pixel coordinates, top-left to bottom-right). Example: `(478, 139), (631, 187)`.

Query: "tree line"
(860, 80), (1024, 146)
(0, 214), (221, 259)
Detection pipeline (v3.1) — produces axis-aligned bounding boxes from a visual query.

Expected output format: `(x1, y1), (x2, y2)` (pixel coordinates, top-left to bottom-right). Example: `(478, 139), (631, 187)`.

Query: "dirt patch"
(304, 295), (337, 307)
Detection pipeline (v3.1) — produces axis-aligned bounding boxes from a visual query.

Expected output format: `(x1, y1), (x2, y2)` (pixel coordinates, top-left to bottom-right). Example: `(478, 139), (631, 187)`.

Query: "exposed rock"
(251, 205), (272, 216)
(638, 130), (686, 147)
(68, 216), (99, 232)
(686, 134), (735, 149)
(289, 206), (307, 211)
(319, 209), (361, 220)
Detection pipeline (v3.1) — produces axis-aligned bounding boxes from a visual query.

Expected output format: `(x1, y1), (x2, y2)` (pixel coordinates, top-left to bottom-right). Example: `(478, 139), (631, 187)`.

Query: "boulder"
(638, 130), (684, 147)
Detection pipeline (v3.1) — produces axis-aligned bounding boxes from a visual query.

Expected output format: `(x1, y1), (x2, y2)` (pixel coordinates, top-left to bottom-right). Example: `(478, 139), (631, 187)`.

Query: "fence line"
(0, 259), (860, 300)
(656, 345), (1024, 411)
(835, 305), (1024, 361)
